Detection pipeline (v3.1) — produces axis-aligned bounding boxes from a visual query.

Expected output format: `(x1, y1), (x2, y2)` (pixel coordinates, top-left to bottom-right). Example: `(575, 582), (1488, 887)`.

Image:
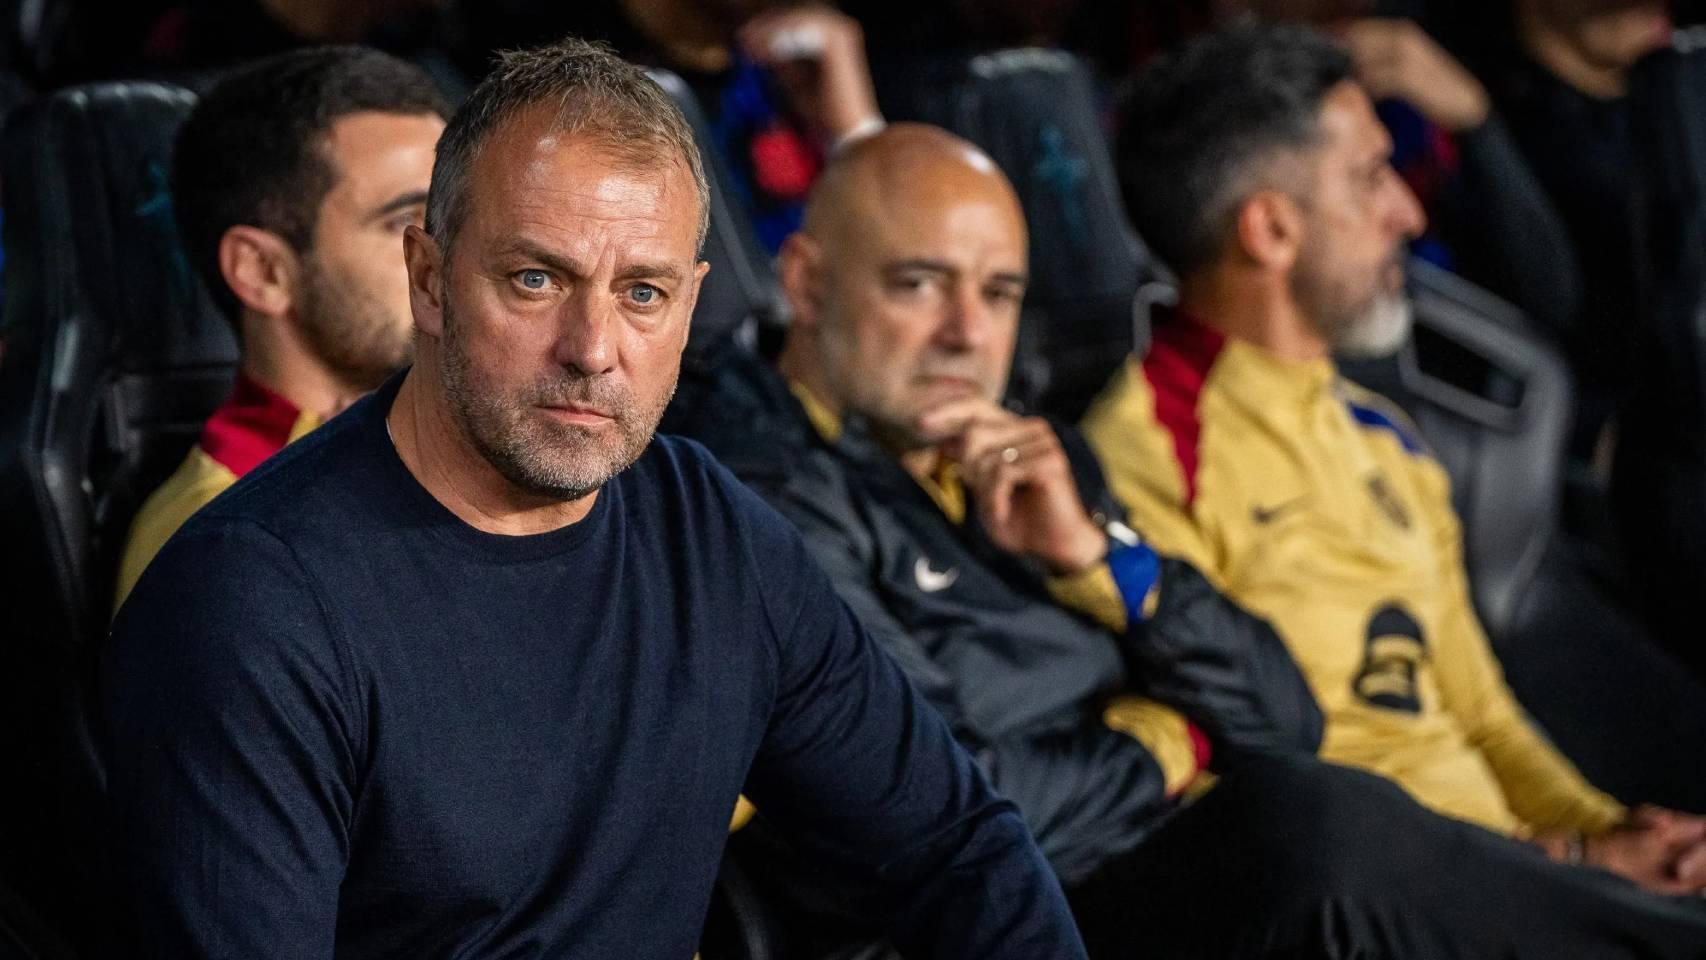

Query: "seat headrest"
(2, 81), (232, 371)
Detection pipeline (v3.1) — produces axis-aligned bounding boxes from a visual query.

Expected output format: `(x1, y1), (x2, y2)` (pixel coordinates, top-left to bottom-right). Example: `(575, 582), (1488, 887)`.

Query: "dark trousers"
(1067, 755), (1706, 959)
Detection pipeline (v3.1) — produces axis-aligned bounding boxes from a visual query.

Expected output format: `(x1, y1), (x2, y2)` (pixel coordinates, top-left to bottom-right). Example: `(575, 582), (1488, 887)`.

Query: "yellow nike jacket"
(1082, 313), (1624, 836)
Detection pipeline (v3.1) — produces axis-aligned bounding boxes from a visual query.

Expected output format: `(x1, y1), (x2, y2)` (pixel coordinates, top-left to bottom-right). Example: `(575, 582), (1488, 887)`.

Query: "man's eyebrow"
(882, 258), (957, 276)
(370, 190), (429, 220)
(492, 238), (588, 278)
(883, 259), (1028, 287)
(614, 261), (685, 284)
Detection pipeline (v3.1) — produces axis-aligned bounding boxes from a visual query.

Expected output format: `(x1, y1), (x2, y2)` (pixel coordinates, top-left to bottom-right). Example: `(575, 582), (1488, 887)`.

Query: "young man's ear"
(403, 224), (445, 338)
(219, 225), (300, 321)
(777, 231), (824, 332)
(1235, 190), (1305, 274)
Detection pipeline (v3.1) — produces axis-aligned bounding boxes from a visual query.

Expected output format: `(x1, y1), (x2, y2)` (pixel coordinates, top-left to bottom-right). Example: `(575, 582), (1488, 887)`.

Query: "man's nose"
(1391, 173), (1428, 240)
(935, 284), (994, 351)
(554, 291), (617, 376)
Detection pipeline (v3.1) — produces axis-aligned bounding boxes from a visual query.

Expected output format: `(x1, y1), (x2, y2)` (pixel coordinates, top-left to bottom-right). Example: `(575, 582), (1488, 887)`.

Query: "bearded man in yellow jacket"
(1085, 23), (1706, 900)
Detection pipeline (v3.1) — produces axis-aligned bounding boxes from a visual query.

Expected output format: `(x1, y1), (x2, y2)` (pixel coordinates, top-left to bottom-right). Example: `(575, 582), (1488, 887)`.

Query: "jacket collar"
(199, 371), (317, 478)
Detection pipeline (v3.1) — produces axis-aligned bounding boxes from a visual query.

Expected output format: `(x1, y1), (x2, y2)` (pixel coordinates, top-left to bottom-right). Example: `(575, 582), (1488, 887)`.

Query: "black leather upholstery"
(0, 80), (229, 952)
(647, 68), (786, 369)
(0, 80), (232, 654)
(876, 48), (1160, 419)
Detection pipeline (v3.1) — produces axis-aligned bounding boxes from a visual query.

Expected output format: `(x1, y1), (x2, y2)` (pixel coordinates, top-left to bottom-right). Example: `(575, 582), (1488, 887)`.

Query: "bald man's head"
(777, 123), (1030, 449)
(800, 124), (1025, 256)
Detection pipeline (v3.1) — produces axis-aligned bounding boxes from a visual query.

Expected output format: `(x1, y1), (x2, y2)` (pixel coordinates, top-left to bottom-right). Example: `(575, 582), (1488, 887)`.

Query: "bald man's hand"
(917, 399), (1107, 575)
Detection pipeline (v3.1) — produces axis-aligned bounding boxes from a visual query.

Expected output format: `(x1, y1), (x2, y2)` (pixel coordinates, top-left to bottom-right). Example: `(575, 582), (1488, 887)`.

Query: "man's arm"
(1424, 501), (1624, 835)
(103, 521), (356, 958)
(735, 487), (1087, 958)
(935, 396), (1321, 761)
(757, 467), (1178, 881)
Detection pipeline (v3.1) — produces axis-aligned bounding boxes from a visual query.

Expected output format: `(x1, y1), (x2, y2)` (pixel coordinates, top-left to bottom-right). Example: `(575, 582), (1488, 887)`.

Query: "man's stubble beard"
(1293, 247), (1413, 360)
(295, 254), (416, 391)
(437, 292), (674, 503)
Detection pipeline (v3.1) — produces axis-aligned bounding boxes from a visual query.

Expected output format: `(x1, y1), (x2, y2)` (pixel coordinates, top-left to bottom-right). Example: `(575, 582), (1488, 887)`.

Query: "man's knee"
(1204, 755), (1427, 897)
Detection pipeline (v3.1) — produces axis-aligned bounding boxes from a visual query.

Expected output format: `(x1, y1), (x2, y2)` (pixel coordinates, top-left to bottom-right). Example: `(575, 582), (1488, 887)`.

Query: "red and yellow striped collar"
(199, 372), (318, 478)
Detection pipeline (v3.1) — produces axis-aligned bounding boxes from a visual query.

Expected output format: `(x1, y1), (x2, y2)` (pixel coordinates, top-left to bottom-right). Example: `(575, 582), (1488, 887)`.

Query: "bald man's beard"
(437, 294), (672, 502)
(1293, 246), (1413, 359)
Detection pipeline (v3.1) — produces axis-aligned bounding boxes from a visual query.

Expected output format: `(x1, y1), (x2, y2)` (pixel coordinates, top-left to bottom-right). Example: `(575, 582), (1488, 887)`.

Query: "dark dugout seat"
(1338, 260), (1706, 812)
(649, 67), (791, 443)
(0, 81), (230, 953)
(647, 68), (786, 371)
(874, 48), (1161, 420)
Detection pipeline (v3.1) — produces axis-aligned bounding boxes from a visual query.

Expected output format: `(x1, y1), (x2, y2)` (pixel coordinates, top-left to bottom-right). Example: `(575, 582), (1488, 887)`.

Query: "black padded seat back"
(0, 81), (231, 654)
(0, 81), (225, 951)
(647, 68), (785, 368)
(1338, 259), (1571, 641)
(875, 48), (1156, 418)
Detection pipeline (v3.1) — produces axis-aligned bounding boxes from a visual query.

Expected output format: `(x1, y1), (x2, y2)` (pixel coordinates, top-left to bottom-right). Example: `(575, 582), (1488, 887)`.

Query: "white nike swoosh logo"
(914, 557), (960, 593)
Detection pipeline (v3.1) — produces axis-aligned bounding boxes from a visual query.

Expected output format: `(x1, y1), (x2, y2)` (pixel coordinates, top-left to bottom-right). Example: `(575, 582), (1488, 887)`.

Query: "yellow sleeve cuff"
(1047, 562), (1128, 634)
(729, 795), (756, 833)
(1103, 696), (1199, 795)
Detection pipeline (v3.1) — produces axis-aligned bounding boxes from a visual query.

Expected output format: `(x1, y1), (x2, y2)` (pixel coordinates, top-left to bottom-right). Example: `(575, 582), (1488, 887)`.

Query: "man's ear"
(403, 224), (446, 338)
(675, 259), (712, 357)
(219, 225), (299, 321)
(1234, 190), (1305, 274)
(777, 231), (823, 332)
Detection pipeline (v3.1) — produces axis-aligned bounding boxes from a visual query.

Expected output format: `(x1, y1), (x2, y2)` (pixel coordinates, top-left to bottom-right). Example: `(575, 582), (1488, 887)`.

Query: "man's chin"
(1335, 296), (1413, 360)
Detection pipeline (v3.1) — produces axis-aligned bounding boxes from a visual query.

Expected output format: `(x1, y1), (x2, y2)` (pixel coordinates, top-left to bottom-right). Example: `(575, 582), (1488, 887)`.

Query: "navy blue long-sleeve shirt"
(103, 374), (1083, 959)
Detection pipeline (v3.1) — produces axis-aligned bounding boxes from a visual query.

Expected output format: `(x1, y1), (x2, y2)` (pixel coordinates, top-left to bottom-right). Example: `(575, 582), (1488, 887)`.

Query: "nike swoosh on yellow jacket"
(1082, 314), (1624, 837)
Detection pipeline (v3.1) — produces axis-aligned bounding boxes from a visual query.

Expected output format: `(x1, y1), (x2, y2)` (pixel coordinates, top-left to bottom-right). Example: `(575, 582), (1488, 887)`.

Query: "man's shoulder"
(182, 394), (391, 543)
(668, 348), (817, 483)
(116, 446), (239, 608)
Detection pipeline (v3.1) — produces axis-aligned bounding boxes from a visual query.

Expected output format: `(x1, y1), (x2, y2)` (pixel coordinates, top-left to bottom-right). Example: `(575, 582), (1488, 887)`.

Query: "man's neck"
(1517, 5), (1629, 100)
(1175, 273), (1331, 363)
(385, 367), (598, 536)
(778, 337), (946, 482)
(238, 353), (361, 424)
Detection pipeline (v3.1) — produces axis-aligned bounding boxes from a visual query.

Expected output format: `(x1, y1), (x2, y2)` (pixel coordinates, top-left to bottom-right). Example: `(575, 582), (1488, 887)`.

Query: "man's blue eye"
(520, 270), (548, 290)
(631, 284), (658, 304)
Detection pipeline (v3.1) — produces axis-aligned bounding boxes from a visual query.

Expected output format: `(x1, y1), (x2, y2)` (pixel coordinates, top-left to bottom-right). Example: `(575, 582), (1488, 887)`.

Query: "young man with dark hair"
(113, 45), (447, 607)
(1086, 22), (1706, 939)
(103, 39), (1082, 958)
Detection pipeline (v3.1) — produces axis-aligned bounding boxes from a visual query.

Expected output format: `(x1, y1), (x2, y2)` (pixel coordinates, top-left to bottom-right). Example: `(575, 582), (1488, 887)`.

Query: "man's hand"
(1588, 806), (1706, 895)
(737, 6), (884, 146)
(917, 398), (1106, 574)
(1541, 806), (1706, 894)
(1339, 19), (1489, 132)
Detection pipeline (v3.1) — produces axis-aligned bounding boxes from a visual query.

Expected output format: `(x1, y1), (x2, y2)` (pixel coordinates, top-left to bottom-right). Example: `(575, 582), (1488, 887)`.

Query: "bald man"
(680, 124), (1706, 958)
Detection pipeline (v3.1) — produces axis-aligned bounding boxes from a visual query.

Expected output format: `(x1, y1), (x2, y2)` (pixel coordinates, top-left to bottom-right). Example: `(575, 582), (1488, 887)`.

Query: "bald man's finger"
(915, 396), (1014, 441)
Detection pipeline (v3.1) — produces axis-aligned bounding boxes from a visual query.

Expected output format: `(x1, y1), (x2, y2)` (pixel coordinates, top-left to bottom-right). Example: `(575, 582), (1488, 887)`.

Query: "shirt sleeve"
(751, 464), (1179, 879)
(103, 519), (358, 958)
(735, 489), (1087, 958)
(1426, 498), (1626, 835)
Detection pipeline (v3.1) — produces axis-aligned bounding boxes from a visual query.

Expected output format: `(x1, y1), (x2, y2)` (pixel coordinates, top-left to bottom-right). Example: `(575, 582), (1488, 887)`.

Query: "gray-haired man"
(103, 39), (1084, 958)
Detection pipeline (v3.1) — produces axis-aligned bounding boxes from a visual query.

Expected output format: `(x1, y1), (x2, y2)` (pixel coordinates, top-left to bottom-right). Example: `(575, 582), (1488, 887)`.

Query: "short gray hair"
(425, 38), (710, 256)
